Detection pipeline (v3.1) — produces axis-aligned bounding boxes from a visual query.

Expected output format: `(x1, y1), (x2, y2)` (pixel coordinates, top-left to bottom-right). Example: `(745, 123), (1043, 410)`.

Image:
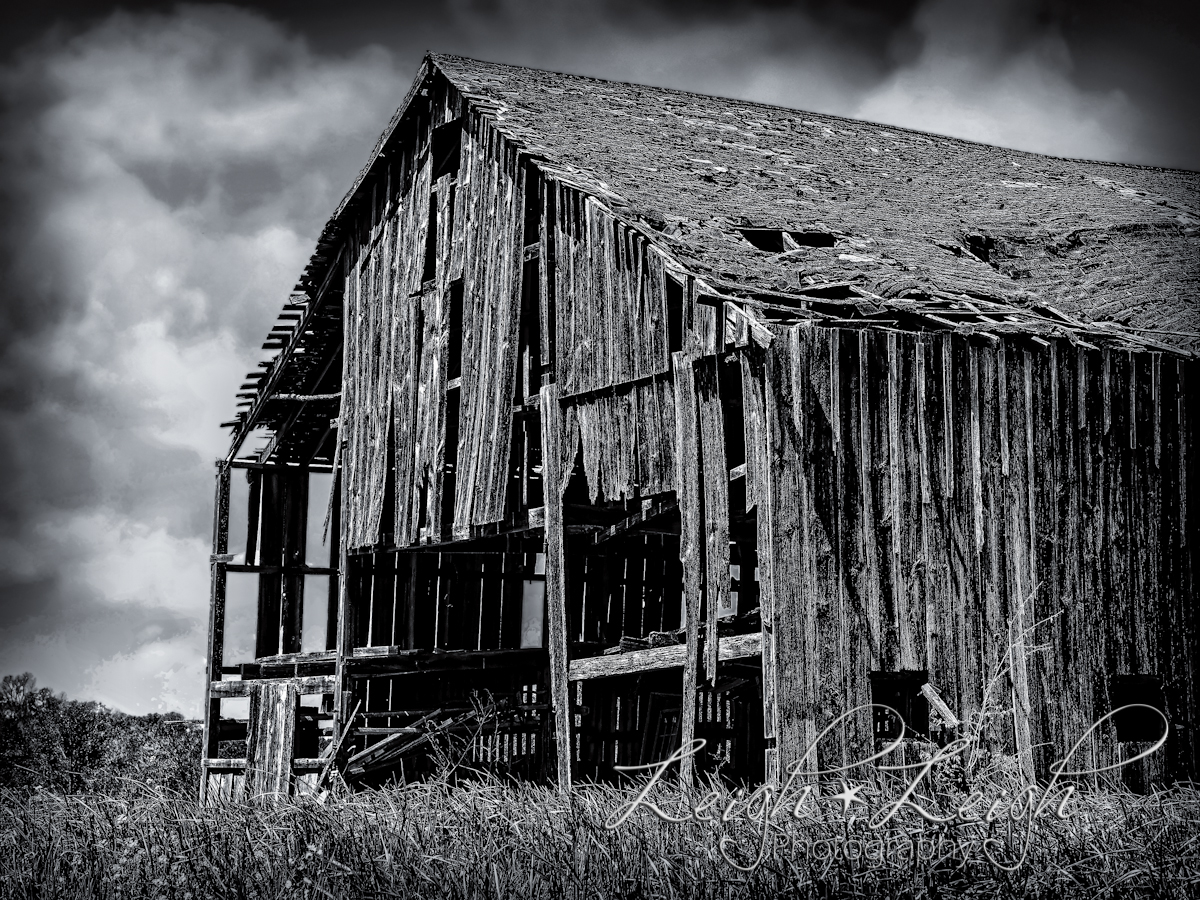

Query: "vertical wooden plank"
(256, 473), (284, 659)
(741, 353), (767, 514)
(201, 463), (231, 796)
(673, 351), (703, 785)
(806, 327), (843, 770)
(951, 336), (982, 738)
(978, 343), (1012, 753)
(836, 331), (874, 765)
(280, 471), (307, 656)
(245, 682), (297, 799)
(858, 331), (883, 671)
(697, 357), (728, 683)
(921, 336), (959, 734)
(1173, 360), (1198, 777)
(916, 338), (935, 683)
(1082, 348), (1116, 773)
(887, 332), (914, 669)
(764, 328), (818, 778)
(895, 333), (925, 673)
(334, 424), (356, 738)
(1057, 345), (1091, 773)
(1005, 345), (1034, 781)
(1029, 345), (1062, 778)
(540, 384), (572, 790)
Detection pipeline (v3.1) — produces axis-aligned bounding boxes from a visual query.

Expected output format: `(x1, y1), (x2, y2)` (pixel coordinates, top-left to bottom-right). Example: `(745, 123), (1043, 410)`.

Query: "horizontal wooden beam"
(221, 564), (337, 575)
(209, 676), (335, 696)
(202, 758), (246, 771)
(228, 459), (335, 473)
(203, 757), (325, 772)
(592, 498), (678, 546)
(567, 632), (761, 681)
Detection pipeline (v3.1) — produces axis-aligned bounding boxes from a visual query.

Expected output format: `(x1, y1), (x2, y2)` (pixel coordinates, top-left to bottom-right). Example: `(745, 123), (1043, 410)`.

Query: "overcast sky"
(0, 0), (1196, 716)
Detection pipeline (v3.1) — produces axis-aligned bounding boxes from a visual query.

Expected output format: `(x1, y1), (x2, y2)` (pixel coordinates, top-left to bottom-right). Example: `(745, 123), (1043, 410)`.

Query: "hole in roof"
(740, 228), (836, 252)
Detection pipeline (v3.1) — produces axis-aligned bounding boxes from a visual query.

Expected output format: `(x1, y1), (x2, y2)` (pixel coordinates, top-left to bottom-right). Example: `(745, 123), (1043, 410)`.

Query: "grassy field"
(1, 768), (1197, 900)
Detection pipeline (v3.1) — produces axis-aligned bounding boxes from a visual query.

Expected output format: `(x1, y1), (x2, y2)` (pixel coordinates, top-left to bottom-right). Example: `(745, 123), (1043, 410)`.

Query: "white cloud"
(853, 0), (1139, 162)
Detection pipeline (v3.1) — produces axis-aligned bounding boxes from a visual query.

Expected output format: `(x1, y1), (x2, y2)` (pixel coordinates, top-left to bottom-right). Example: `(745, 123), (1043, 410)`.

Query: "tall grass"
(1, 770), (1196, 899)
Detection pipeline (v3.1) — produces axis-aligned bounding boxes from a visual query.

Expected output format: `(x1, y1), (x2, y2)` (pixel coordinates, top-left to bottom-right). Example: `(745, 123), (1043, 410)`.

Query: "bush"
(0, 673), (201, 799)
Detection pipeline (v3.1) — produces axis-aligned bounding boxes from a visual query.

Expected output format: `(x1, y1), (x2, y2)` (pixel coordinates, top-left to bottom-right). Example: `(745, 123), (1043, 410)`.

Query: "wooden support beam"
(568, 633), (761, 680)
(540, 383), (573, 790)
(743, 347), (781, 784)
(210, 676), (335, 696)
(591, 498), (678, 546)
(333, 460), (356, 741)
(697, 356), (729, 684)
(200, 462), (231, 801)
(673, 351), (703, 786)
(230, 459), (336, 473)
(227, 245), (344, 463)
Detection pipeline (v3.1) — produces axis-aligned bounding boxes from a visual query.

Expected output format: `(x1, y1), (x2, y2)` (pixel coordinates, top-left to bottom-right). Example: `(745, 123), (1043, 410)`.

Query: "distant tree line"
(0, 673), (201, 797)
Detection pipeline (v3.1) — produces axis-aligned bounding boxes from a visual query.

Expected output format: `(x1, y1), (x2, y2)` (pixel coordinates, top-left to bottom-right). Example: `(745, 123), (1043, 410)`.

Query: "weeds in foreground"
(0, 772), (1196, 899)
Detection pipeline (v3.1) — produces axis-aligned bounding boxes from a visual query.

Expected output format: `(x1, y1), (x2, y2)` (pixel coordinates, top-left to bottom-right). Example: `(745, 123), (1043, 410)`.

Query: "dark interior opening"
(523, 166), (541, 246)
(869, 670), (929, 742)
(739, 228), (836, 251)
(431, 119), (462, 181)
(666, 276), (684, 353)
(1111, 674), (1168, 743)
(447, 279), (464, 381)
(441, 388), (461, 535)
(422, 195), (438, 283)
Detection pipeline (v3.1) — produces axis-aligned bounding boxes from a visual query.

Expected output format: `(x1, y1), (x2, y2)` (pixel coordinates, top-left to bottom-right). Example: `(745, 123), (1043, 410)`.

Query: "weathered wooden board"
(672, 351), (703, 785)
(568, 633), (762, 680)
(696, 357), (729, 683)
(244, 681), (298, 798)
(540, 384), (573, 790)
(555, 193), (671, 397)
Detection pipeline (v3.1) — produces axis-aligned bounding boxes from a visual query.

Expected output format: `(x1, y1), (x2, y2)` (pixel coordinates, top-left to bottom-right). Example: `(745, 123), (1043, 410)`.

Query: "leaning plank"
(568, 632), (762, 680)
(592, 498), (679, 546)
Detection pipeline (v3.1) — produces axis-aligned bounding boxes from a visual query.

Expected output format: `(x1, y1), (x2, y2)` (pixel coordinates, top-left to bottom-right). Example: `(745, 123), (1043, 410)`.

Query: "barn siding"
(745, 326), (1197, 781)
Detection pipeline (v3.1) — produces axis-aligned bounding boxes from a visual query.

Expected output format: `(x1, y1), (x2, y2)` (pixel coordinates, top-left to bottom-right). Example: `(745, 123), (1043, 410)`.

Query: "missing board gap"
(422, 195), (438, 283)
(431, 119), (463, 181)
(869, 670), (929, 742)
(1110, 674), (1168, 743)
(447, 279), (465, 381)
(739, 228), (836, 252)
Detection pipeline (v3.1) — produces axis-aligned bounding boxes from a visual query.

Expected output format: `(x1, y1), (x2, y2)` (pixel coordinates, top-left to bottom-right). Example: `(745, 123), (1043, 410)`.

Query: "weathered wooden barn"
(201, 55), (1199, 801)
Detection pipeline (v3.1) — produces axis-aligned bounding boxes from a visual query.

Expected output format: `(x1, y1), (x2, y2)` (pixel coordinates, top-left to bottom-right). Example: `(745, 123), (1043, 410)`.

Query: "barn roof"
(227, 54), (1200, 451)
(424, 53), (1198, 353)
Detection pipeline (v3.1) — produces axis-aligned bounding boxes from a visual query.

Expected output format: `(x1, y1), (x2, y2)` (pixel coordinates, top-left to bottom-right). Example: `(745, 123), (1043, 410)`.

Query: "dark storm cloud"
(0, 0), (1193, 714)
(0, 5), (411, 711)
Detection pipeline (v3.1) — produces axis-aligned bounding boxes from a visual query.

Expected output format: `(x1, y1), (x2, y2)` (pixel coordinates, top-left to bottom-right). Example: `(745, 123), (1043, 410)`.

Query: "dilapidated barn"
(201, 54), (1199, 801)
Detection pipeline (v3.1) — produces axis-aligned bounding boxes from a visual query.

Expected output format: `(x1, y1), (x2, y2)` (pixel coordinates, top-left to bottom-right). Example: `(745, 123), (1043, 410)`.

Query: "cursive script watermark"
(605, 704), (1169, 873)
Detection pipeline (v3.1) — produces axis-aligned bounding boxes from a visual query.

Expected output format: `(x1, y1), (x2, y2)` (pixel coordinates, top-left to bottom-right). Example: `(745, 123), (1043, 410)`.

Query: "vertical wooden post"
(200, 461), (231, 802)
(281, 471), (308, 656)
(673, 351), (703, 786)
(742, 348), (779, 783)
(334, 449), (357, 741)
(697, 357), (729, 686)
(540, 383), (572, 790)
